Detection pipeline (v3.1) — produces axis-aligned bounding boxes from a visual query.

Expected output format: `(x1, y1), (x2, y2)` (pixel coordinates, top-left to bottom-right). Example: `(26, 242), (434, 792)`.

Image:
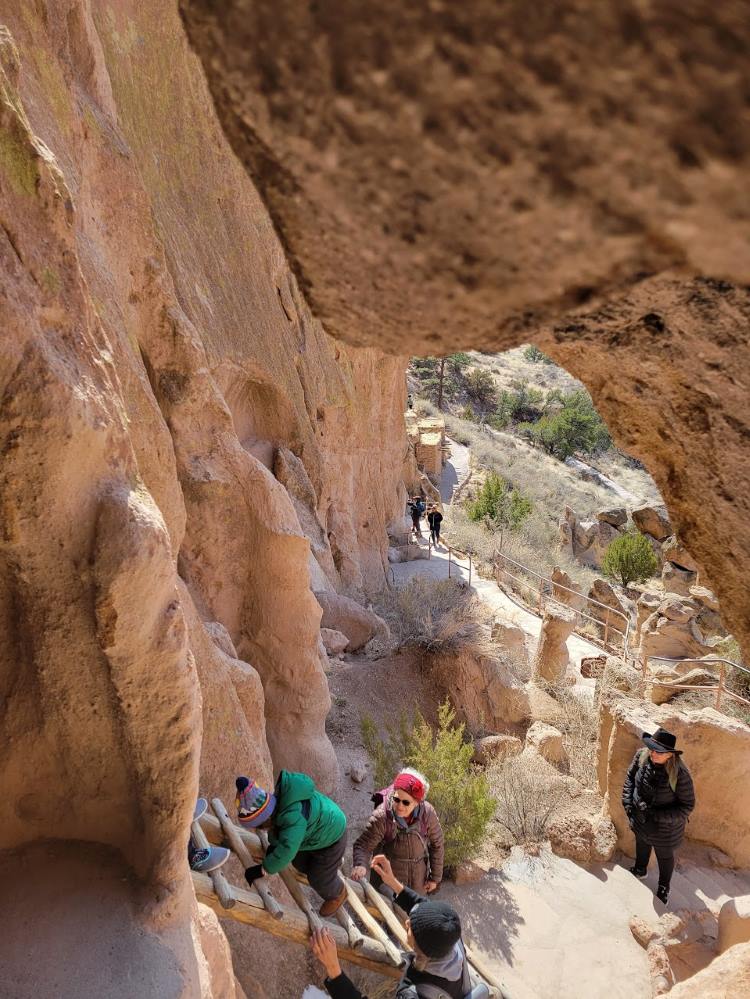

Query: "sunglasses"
(392, 795), (415, 806)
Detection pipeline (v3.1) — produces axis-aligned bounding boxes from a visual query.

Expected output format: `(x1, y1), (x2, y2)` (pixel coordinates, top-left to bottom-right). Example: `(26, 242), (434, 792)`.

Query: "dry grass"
(376, 575), (495, 656)
(488, 752), (566, 844)
(552, 689), (599, 788)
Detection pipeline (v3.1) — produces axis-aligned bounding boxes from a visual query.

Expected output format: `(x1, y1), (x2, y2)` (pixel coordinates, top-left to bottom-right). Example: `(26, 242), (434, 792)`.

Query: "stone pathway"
(440, 436), (470, 504)
(437, 845), (750, 999)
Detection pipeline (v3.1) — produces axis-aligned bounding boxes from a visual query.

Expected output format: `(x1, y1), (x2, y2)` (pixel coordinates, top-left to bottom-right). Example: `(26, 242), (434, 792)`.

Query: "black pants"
(411, 516), (422, 536)
(292, 830), (347, 900)
(635, 836), (675, 888)
(430, 525), (441, 544)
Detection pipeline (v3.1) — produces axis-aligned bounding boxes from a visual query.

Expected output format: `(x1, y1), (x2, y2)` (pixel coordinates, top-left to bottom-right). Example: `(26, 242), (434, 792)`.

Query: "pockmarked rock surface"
(0, 4), (406, 995)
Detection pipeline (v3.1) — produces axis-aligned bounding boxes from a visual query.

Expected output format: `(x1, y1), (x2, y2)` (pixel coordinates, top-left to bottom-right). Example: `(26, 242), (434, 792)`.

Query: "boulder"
(387, 547), (404, 563)
(718, 896), (750, 954)
(641, 598), (712, 661)
(196, 902), (241, 999)
(587, 579), (633, 643)
(632, 506), (672, 541)
(314, 591), (389, 651)
(532, 605), (577, 684)
(597, 508), (627, 528)
(432, 648), (530, 730)
(473, 734), (523, 766)
(548, 812), (618, 863)
(320, 628), (349, 655)
(662, 561), (698, 597)
(551, 566), (584, 609)
(661, 535), (700, 573)
(690, 585), (720, 614)
(559, 507), (620, 568)
(660, 597), (698, 624)
(525, 721), (567, 765)
(667, 943), (750, 999)
(491, 620), (530, 661)
(637, 591), (663, 636)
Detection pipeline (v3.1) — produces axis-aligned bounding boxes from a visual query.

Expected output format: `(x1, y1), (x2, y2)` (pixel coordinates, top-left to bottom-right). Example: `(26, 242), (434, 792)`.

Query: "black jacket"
(324, 885), (465, 999)
(427, 511), (443, 529)
(622, 750), (695, 850)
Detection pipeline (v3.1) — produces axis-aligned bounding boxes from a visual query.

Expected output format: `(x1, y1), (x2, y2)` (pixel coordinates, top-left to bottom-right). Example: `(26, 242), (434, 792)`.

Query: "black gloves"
(244, 864), (264, 887)
(635, 797), (651, 813)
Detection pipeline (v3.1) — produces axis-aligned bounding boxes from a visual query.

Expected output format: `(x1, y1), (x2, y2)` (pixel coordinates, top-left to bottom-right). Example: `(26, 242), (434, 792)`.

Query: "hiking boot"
(629, 866), (648, 879)
(656, 883), (670, 905)
(190, 845), (231, 873)
(319, 883), (347, 917)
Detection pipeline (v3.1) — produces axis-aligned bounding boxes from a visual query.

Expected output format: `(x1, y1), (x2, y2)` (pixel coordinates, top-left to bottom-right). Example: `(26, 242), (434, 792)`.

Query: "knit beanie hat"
(235, 776), (276, 828)
(393, 767), (430, 803)
(409, 899), (462, 958)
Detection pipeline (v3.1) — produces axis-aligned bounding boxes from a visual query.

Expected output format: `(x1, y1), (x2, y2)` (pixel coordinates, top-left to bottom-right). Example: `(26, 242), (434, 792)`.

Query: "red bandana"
(393, 772), (426, 802)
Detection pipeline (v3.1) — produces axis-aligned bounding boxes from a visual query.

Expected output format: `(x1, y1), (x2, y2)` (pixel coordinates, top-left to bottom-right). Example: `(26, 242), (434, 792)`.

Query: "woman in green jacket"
(236, 770), (348, 915)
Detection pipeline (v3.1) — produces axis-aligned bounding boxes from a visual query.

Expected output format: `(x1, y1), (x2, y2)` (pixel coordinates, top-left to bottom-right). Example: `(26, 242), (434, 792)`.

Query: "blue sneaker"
(193, 798), (208, 822)
(190, 845), (230, 873)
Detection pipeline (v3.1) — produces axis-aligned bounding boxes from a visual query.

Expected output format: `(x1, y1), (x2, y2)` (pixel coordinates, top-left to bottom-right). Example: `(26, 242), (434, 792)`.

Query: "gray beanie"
(410, 899), (462, 958)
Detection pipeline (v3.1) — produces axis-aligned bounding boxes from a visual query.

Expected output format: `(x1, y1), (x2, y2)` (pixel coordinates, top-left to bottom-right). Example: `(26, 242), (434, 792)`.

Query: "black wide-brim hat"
(642, 727), (682, 755)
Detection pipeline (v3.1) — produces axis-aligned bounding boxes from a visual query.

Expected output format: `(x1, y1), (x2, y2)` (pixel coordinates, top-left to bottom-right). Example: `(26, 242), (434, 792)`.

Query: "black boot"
(656, 883), (670, 904)
(629, 865), (647, 879)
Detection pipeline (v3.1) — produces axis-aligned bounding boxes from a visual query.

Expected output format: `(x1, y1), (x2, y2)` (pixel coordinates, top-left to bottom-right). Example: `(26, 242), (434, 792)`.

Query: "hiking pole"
(211, 798), (283, 920)
(191, 816), (235, 909)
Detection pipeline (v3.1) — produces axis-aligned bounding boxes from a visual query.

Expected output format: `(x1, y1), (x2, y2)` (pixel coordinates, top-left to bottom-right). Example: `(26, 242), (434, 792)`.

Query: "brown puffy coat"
(352, 800), (444, 892)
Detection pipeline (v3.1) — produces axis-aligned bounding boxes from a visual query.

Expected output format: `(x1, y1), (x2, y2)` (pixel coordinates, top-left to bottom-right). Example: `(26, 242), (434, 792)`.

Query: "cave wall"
(0, 2), (406, 994)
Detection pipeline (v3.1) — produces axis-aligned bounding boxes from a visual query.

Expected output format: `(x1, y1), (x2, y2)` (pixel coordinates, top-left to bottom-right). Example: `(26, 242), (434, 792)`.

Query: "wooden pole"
(464, 942), (508, 996)
(257, 828), (324, 933)
(211, 798), (283, 921)
(193, 872), (401, 980)
(191, 818), (235, 909)
(344, 881), (403, 967)
(357, 878), (409, 946)
(335, 905), (366, 950)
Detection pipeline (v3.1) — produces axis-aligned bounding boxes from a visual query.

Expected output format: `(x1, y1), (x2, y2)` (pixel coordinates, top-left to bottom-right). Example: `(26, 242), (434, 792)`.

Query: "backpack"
(372, 785), (430, 846)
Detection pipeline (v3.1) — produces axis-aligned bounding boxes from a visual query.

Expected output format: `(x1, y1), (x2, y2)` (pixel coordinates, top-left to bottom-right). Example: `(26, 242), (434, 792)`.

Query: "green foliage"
(506, 380), (545, 422)
(460, 404), (477, 422)
(361, 713), (412, 790)
(464, 367), (496, 406)
(446, 352), (472, 375)
(361, 701), (496, 869)
(523, 344), (554, 364)
(602, 529), (658, 587)
(519, 389), (611, 459)
(467, 471), (532, 530)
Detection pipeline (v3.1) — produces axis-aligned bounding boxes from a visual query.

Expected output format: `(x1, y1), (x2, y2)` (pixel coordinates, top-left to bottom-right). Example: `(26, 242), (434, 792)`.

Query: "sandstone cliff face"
(182, 0), (750, 663)
(0, 2), (406, 994)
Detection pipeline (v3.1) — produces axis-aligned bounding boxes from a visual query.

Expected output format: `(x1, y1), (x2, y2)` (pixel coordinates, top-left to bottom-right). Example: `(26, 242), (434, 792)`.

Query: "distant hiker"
(408, 496), (425, 538)
(312, 855), (489, 998)
(237, 770), (348, 915)
(426, 505), (443, 547)
(622, 727), (695, 905)
(407, 393), (414, 410)
(351, 768), (444, 898)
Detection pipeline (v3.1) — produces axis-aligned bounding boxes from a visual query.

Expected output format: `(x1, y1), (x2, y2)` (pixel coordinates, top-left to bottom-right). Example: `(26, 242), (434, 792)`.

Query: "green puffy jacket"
(263, 770), (347, 875)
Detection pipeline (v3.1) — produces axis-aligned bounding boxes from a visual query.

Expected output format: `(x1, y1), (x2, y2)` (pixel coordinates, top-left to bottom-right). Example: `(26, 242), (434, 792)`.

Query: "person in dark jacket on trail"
(352, 768), (444, 898)
(408, 497), (426, 538)
(621, 727), (695, 905)
(426, 505), (443, 547)
(236, 770), (348, 915)
(310, 855), (490, 999)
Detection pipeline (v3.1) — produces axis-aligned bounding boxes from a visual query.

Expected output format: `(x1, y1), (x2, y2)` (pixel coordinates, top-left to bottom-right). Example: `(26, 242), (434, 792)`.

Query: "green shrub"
(519, 389), (611, 459)
(464, 367), (496, 406)
(467, 471), (532, 530)
(523, 344), (554, 364)
(361, 701), (496, 869)
(602, 529), (658, 587)
(460, 404), (477, 422)
(507, 380), (545, 422)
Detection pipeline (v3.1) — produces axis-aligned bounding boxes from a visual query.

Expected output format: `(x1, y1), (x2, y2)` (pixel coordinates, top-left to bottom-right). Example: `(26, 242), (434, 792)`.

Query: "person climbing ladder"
(236, 770), (348, 915)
